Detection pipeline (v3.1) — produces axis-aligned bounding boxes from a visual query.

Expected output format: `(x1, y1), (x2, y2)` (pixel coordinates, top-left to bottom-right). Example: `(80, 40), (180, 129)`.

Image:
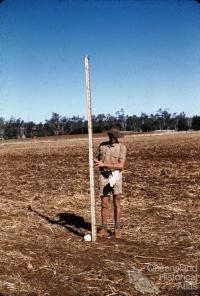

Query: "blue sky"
(0, 0), (200, 123)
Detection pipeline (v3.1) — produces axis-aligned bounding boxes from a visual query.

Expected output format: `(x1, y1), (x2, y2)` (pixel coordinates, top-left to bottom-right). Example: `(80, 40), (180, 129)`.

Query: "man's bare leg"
(101, 196), (110, 226)
(97, 196), (110, 237)
(113, 194), (122, 238)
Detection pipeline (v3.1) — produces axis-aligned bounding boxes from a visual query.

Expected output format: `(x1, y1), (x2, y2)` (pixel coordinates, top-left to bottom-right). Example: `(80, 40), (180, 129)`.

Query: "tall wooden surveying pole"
(84, 55), (96, 242)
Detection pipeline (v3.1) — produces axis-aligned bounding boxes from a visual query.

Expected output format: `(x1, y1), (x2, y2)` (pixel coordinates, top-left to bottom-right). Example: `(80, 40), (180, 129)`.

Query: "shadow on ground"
(28, 205), (91, 237)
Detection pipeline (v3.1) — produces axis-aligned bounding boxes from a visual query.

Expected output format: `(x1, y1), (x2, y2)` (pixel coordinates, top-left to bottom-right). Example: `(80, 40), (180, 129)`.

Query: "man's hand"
(94, 158), (125, 170)
(94, 159), (105, 168)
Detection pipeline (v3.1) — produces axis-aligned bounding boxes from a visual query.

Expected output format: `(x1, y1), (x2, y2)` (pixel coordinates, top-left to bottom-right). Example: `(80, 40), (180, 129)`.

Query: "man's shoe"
(114, 228), (121, 239)
(97, 228), (108, 237)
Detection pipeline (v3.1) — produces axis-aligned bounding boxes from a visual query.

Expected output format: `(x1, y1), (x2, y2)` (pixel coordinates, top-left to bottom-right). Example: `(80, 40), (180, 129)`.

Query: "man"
(94, 127), (127, 239)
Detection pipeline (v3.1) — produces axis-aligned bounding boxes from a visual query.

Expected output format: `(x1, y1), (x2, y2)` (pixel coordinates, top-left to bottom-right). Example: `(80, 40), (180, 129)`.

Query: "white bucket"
(84, 234), (92, 241)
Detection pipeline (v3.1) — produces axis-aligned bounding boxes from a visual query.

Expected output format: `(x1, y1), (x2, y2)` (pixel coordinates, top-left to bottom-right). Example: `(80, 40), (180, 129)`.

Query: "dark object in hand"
(100, 168), (112, 179)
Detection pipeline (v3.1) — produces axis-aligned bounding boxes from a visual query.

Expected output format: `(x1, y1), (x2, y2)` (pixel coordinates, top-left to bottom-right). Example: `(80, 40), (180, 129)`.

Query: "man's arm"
(94, 159), (125, 170)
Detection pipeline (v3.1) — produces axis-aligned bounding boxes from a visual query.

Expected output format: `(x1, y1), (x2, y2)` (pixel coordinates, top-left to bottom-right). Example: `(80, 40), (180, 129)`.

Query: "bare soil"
(0, 133), (199, 296)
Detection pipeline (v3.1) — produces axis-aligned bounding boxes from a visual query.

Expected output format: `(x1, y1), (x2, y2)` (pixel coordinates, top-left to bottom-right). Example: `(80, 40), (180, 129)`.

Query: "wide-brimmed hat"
(107, 128), (123, 138)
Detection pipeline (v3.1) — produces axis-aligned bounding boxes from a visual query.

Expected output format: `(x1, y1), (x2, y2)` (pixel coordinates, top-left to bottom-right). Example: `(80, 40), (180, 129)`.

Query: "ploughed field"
(0, 133), (199, 296)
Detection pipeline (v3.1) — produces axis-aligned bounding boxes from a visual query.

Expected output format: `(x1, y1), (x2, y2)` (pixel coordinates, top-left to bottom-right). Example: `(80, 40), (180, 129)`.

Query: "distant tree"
(59, 116), (68, 134)
(104, 114), (117, 130)
(141, 118), (155, 132)
(168, 112), (177, 130)
(19, 120), (26, 138)
(140, 113), (148, 124)
(93, 114), (106, 133)
(126, 115), (141, 131)
(155, 108), (171, 130)
(35, 123), (45, 137)
(177, 113), (189, 131)
(47, 113), (61, 136)
(192, 116), (200, 130)
(43, 122), (54, 136)
(0, 117), (5, 139)
(25, 121), (36, 138)
(140, 113), (155, 132)
(69, 116), (84, 134)
(4, 117), (22, 139)
(116, 108), (126, 130)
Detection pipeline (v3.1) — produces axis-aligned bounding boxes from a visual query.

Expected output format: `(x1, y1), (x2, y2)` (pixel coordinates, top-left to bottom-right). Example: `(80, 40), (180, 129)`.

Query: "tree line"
(1, 109), (200, 140)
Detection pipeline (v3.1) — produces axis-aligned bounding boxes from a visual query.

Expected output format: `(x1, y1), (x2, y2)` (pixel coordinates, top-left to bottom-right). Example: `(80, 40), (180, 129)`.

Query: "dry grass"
(0, 133), (199, 296)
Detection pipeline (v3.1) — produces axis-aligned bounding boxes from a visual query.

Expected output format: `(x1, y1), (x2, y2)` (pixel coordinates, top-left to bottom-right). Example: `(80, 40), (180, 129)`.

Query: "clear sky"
(0, 0), (200, 123)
